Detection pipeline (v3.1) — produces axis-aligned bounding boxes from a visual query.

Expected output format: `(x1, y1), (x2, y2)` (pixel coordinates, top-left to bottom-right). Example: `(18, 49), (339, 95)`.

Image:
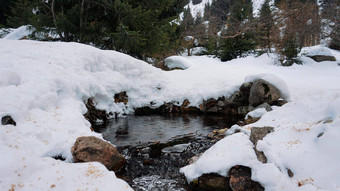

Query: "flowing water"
(94, 114), (232, 191)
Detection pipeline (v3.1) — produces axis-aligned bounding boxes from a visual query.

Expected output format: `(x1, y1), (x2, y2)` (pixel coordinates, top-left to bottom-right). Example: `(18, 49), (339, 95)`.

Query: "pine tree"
(258, 0), (274, 52)
(6, 0), (35, 28)
(219, 0), (258, 61)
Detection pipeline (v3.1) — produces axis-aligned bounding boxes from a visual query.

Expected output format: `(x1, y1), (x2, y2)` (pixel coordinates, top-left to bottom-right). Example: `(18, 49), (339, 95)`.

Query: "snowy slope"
(1, 39), (340, 190)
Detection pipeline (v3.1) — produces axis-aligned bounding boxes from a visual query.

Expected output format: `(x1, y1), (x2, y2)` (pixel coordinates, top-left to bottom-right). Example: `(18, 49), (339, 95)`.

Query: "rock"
(255, 102), (272, 112)
(1, 115), (16, 126)
(229, 166), (264, 191)
(83, 98), (108, 125)
(287, 168), (294, 178)
(249, 79), (281, 107)
(309, 55), (336, 62)
(239, 82), (253, 95)
(71, 136), (126, 171)
(237, 116), (261, 127)
(114, 91), (128, 104)
(271, 99), (288, 107)
(225, 91), (248, 106)
(207, 105), (219, 113)
(193, 173), (231, 191)
(250, 127), (274, 163)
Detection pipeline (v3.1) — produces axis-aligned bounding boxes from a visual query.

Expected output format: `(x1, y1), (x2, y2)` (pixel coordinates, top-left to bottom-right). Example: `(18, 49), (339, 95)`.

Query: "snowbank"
(180, 50), (340, 190)
(2, 25), (32, 40)
(164, 56), (193, 70)
(304, 46), (335, 57)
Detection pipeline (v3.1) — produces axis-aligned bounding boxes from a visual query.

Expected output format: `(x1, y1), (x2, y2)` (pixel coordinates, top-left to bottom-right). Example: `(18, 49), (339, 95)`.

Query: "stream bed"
(94, 115), (233, 191)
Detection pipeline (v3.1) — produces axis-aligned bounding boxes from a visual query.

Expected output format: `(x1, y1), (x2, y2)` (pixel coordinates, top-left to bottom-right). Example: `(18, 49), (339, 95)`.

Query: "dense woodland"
(0, 0), (339, 65)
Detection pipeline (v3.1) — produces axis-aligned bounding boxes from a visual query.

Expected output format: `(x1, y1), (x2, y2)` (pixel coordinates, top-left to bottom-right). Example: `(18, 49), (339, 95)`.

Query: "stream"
(94, 114), (233, 191)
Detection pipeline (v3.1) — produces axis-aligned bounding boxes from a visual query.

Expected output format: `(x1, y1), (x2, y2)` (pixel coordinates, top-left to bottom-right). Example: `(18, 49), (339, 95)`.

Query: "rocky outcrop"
(248, 80), (281, 107)
(1, 115), (16, 126)
(309, 55), (336, 62)
(229, 166), (264, 191)
(71, 136), (126, 172)
(250, 127), (274, 163)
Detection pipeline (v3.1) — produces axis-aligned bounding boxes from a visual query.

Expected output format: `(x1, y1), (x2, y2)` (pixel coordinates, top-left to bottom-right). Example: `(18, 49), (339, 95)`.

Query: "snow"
(246, 108), (267, 119)
(181, 0), (213, 19)
(303, 45), (335, 57)
(2, 26), (32, 40)
(164, 56), (193, 70)
(1, 38), (340, 190)
(180, 51), (340, 190)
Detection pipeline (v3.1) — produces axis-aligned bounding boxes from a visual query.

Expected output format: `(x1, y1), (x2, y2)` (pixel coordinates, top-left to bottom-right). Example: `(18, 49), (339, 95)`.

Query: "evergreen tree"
(258, 0), (274, 52)
(0, 0), (12, 27)
(6, 0), (35, 28)
(219, 0), (258, 61)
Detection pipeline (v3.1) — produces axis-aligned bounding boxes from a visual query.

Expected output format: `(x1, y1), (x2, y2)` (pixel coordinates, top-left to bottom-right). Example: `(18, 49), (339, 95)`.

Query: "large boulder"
(1, 115), (16, 126)
(248, 79), (281, 107)
(71, 136), (126, 171)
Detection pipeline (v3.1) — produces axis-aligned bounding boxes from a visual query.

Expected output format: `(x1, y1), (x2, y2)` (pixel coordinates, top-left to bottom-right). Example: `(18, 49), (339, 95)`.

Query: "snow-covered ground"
(0, 38), (339, 190)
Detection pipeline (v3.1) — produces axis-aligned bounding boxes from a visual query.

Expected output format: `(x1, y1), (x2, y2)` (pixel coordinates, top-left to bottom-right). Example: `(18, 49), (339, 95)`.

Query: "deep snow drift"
(0, 39), (339, 190)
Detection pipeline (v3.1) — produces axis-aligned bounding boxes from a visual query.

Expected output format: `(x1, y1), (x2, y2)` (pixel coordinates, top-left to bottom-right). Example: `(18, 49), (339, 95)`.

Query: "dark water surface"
(94, 115), (232, 191)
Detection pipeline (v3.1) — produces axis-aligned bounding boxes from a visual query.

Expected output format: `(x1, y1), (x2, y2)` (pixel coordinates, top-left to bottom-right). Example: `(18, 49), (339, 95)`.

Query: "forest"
(0, 0), (339, 65)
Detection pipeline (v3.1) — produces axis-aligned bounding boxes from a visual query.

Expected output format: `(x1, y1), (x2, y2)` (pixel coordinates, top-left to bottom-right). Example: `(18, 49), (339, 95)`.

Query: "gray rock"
(240, 82), (253, 95)
(250, 127), (274, 163)
(71, 136), (126, 171)
(226, 91), (248, 106)
(249, 79), (281, 107)
(1, 115), (16, 126)
(309, 55), (336, 62)
(255, 102), (272, 112)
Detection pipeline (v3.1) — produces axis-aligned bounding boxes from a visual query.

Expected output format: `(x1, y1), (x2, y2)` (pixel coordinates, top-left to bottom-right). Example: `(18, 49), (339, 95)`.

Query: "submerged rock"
(249, 79), (281, 107)
(71, 136), (126, 171)
(1, 115), (16, 126)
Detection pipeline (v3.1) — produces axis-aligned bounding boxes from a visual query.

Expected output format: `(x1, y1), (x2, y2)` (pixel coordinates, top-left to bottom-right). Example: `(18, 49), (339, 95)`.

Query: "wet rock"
(114, 91), (128, 105)
(249, 79), (281, 107)
(1, 115), (16, 126)
(229, 166), (264, 191)
(83, 98), (108, 125)
(250, 127), (274, 163)
(200, 98), (218, 112)
(193, 173), (231, 191)
(71, 136), (126, 171)
(309, 55), (336, 62)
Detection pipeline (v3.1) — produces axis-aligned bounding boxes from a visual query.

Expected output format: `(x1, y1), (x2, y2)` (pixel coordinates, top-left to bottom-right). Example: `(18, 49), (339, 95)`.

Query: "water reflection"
(95, 115), (232, 147)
